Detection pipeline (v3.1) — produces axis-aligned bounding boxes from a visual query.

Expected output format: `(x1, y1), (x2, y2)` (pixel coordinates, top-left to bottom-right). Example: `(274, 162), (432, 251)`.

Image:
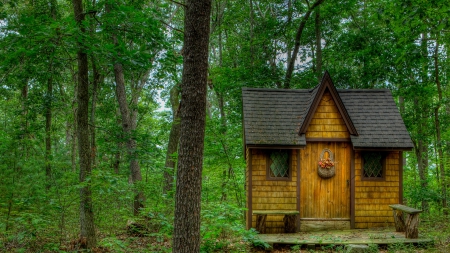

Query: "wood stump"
(283, 215), (298, 233)
(255, 214), (267, 234)
(405, 213), (420, 239)
(393, 210), (405, 232)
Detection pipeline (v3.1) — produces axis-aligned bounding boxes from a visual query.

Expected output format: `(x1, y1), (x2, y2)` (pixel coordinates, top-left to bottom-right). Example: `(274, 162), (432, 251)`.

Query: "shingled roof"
(242, 73), (414, 150)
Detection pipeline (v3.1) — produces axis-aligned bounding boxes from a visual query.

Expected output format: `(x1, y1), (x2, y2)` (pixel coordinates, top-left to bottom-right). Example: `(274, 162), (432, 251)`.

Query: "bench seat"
(389, 204), (422, 239)
(252, 210), (299, 234)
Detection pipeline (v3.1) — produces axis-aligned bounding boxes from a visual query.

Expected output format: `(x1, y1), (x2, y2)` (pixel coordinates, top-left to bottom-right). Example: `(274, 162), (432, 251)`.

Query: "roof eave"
(352, 146), (413, 151)
(245, 144), (306, 149)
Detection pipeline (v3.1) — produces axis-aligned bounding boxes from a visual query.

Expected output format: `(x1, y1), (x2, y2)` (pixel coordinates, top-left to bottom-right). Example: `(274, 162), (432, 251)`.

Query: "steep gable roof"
(242, 73), (414, 150)
(299, 71), (358, 136)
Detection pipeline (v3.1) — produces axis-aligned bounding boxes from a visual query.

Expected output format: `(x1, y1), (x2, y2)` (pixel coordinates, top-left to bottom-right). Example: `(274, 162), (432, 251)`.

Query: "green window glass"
(269, 151), (289, 178)
(362, 152), (384, 178)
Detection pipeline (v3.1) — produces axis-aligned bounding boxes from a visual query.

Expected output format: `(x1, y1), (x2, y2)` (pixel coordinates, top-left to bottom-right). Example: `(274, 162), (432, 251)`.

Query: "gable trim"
(299, 71), (358, 136)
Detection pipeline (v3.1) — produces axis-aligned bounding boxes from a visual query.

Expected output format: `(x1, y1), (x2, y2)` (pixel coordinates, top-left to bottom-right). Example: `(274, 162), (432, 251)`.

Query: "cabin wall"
(354, 151), (400, 228)
(245, 147), (250, 229)
(248, 149), (298, 233)
(306, 91), (350, 139)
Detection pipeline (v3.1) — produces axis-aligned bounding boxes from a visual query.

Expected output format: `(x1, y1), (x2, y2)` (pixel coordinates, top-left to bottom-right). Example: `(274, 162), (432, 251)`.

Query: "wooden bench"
(253, 210), (299, 234)
(389, 204), (422, 239)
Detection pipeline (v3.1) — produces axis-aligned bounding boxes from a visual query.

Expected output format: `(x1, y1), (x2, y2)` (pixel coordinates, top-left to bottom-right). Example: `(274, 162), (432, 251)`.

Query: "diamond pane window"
(362, 152), (384, 178)
(269, 151), (289, 178)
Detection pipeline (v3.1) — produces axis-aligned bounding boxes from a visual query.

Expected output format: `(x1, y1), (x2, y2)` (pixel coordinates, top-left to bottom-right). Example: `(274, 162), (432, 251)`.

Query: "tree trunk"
(163, 84), (181, 195)
(414, 96), (429, 212)
(45, 70), (53, 189)
(73, 0), (96, 248)
(21, 80), (29, 157)
(172, 0), (211, 252)
(249, 0), (254, 66)
(314, 7), (322, 81)
(107, 2), (149, 215)
(45, 0), (58, 189)
(113, 62), (145, 215)
(89, 52), (101, 168)
(284, 0), (325, 89)
(433, 37), (446, 214)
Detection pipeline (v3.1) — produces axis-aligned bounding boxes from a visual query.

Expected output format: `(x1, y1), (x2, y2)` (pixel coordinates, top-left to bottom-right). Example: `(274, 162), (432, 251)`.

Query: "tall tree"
(172, 0), (211, 252)
(163, 84), (181, 194)
(44, 0), (59, 189)
(314, 7), (322, 81)
(284, 0), (325, 88)
(73, 0), (96, 247)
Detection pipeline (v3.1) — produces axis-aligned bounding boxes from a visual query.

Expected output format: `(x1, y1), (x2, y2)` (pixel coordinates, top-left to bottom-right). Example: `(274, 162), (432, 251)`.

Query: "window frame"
(266, 149), (292, 181)
(361, 152), (386, 181)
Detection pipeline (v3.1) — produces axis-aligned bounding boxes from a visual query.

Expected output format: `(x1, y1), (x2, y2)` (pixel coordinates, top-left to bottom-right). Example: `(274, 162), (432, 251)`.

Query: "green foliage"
(200, 203), (248, 252)
(0, 0), (449, 252)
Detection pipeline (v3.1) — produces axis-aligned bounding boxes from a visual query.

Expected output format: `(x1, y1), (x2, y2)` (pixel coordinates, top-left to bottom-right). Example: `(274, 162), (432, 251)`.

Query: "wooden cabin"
(242, 72), (413, 233)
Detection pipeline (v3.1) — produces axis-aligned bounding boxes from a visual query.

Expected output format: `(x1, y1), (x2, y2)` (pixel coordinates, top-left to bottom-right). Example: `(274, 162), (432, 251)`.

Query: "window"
(362, 152), (385, 180)
(266, 150), (291, 180)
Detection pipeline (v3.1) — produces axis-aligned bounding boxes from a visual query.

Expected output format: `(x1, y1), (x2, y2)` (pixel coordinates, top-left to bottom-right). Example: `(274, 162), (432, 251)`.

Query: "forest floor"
(2, 215), (450, 252)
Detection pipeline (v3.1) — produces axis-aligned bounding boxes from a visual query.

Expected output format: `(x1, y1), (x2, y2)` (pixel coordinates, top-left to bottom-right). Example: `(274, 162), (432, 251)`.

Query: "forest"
(0, 0), (450, 252)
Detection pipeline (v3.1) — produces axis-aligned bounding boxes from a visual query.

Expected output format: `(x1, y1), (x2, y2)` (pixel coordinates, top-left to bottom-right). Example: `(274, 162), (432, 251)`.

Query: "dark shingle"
(242, 87), (414, 149)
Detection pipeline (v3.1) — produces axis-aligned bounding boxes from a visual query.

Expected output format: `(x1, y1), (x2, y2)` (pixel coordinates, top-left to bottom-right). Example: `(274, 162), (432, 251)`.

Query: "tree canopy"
(0, 0), (450, 251)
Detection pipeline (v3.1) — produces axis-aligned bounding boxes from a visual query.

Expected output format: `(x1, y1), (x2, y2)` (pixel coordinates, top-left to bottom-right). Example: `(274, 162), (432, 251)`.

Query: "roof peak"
(298, 72), (358, 136)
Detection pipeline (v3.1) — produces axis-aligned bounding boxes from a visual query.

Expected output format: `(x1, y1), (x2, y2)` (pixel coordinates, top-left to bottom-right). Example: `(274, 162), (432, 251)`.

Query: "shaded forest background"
(0, 0), (450, 252)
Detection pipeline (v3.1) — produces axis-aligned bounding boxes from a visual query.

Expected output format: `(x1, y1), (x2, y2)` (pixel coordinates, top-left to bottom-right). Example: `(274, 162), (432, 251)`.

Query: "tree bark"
(284, 0), (325, 89)
(172, 0), (211, 252)
(73, 0), (96, 248)
(163, 84), (181, 195)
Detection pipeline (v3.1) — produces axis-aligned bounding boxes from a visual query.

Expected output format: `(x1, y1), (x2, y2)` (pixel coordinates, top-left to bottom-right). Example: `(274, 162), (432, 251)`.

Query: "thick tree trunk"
(73, 0), (96, 248)
(172, 0), (211, 252)
(163, 84), (181, 195)
(284, 0), (325, 89)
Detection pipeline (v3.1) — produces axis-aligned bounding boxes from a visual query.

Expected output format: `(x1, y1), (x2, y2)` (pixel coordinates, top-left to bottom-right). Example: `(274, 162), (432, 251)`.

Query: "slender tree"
(314, 7), (322, 81)
(172, 0), (211, 251)
(163, 84), (181, 194)
(284, 0), (325, 88)
(73, 0), (96, 247)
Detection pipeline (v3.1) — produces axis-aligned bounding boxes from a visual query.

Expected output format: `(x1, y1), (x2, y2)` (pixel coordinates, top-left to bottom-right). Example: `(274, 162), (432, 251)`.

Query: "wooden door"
(300, 142), (351, 220)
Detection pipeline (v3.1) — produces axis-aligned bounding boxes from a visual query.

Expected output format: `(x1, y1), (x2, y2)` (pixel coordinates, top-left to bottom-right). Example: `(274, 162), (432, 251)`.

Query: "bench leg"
(283, 215), (297, 233)
(392, 210), (405, 232)
(256, 214), (267, 234)
(405, 213), (419, 239)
